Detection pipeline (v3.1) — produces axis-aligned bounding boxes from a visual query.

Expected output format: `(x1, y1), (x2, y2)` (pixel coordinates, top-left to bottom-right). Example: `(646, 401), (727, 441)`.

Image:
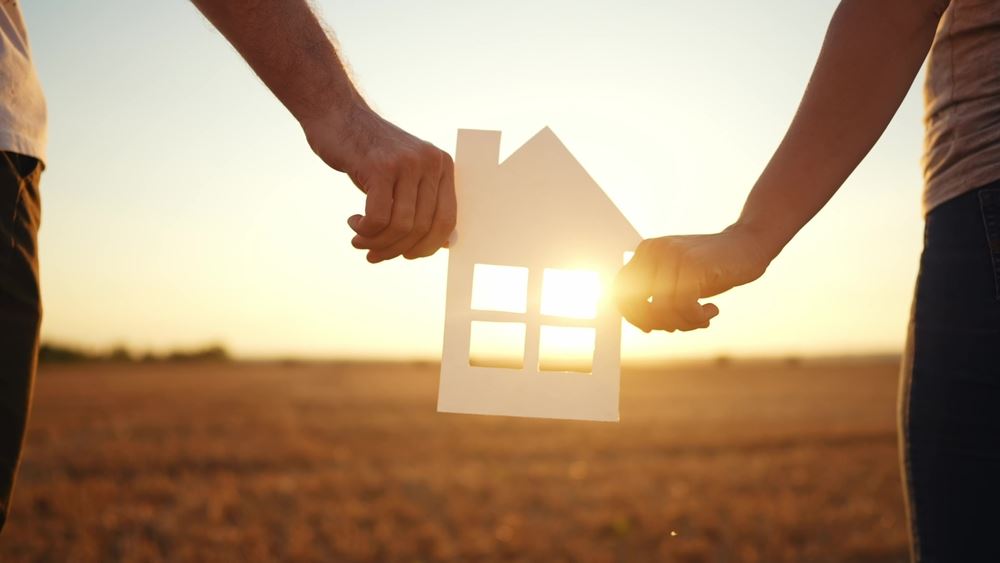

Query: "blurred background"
(6, 1), (920, 561)
(30, 0), (924, 361)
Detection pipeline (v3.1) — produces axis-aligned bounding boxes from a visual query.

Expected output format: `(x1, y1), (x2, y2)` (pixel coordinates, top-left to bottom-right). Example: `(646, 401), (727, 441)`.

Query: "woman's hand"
(614, 225), (774, 332)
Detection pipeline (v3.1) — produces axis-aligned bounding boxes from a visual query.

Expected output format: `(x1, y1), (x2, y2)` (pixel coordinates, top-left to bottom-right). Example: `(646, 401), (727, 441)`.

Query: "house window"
(540, 268), (601, 319)
(471, 264), (529, 313)
(468, 263), (602, 373)
(469, 320), (525, 369)
(538, 326), (595, 373)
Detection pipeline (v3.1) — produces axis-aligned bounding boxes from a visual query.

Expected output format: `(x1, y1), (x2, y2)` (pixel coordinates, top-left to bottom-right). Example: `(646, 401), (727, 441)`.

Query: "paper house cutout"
(438, 127), (641, 422)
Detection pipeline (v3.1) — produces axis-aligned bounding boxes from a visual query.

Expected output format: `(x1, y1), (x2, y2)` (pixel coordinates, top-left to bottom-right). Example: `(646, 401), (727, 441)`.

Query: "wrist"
(725, 216), (787, 266)
(299, 99), (381, 174)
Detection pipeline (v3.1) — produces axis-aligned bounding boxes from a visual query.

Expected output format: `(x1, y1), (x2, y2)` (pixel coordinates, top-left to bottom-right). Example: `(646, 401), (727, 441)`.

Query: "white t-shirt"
(0, 1), (45, 162)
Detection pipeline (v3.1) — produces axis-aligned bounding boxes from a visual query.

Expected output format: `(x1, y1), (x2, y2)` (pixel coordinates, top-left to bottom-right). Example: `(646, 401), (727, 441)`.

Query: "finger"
(649, 247), (683, 331)
(614, 241), (657, 331)
(703, 303), (720, 320)
(615, 240), (659, 329)
(405, 155), (456, 259)
(349, 178), (393, 238)
(673, 258), (712, 330)
(353, 174), (419, 255)
(370, 175), (438, 262)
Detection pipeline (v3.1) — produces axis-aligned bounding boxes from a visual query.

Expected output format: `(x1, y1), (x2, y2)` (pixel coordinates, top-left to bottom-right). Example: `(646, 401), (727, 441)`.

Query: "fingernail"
(348, 215), (360, 229)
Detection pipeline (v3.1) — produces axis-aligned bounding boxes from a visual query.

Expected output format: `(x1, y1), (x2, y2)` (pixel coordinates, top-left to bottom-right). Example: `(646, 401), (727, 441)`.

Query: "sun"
(541, 268), (602, 319)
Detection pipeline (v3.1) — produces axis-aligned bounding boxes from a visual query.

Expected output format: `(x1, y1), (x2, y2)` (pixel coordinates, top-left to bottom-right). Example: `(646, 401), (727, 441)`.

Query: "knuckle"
(391, 153), (417, 175)
(368, 215), (390, 231)
(414, 217), (432, 235)
(406, 149), (426, 171)
(391, 218), (414, 236)
(420, 143), (442, 162)
(373, 156), (397, 175)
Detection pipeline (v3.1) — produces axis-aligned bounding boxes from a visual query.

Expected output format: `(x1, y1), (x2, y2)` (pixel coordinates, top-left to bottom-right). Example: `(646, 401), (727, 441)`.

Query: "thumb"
(347, 215), (362, 232)
(702, 303), (719, 320)
(347, 179), (394, 237)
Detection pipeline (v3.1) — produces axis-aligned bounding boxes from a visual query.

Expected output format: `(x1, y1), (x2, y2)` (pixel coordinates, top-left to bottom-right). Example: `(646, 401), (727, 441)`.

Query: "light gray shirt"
(0, 1), (46, 162)
(923, 0), (1000, 213)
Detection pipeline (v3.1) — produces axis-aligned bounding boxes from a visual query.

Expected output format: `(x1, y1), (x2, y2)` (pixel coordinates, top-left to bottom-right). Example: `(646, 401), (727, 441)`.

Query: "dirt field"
(0, 359), (907, 562)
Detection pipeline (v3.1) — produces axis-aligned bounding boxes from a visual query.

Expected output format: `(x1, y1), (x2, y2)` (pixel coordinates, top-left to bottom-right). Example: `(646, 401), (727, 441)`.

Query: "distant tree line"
(38, 342), (230, 364)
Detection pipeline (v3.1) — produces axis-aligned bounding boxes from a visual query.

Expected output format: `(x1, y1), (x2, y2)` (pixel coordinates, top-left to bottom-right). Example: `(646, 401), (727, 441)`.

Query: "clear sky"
(24, 1), (927, 360)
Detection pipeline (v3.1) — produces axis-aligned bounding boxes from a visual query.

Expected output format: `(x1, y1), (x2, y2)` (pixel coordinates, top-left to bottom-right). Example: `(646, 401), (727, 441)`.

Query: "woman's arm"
(616, 0), (950, 333)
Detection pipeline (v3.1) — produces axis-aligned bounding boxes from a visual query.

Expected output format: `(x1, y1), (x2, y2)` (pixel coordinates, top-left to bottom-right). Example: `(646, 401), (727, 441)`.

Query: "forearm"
(191, 0), (365, 125)
(192, 0), (456, 261)
(733, 0), (948, 260)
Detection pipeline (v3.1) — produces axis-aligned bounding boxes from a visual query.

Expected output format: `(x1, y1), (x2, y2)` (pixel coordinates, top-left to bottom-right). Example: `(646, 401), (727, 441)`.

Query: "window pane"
(538, 325), (594, 373)
(471, 264), (529, 313)
(469, 321), (525, 369)
(541, 268), (601, 319)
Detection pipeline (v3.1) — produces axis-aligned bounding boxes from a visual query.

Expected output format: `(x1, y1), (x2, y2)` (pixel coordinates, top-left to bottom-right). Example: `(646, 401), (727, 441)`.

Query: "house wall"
(438, 246), (624, 421)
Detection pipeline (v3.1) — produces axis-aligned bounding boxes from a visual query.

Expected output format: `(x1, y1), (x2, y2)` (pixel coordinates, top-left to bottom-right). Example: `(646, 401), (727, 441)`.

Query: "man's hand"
(191, 0), (456, 263)
(301, 105), (456, 263)
(614, 226), (773, 333)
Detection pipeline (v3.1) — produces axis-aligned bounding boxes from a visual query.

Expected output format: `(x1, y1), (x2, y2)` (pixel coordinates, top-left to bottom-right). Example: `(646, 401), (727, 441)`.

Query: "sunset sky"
(26, 1), (926, 360)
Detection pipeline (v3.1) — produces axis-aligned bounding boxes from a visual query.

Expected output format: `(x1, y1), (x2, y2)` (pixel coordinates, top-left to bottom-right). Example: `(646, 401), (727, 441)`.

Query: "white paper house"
(438, 127), (641, 422)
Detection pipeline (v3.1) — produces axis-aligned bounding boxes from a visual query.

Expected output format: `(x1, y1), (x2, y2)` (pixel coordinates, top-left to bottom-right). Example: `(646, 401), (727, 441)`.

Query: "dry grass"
(1, 359), (907, 562)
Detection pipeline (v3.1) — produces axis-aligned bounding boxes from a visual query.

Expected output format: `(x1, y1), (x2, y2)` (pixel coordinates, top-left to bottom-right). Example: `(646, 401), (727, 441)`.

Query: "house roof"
(454, 127), (641, 268)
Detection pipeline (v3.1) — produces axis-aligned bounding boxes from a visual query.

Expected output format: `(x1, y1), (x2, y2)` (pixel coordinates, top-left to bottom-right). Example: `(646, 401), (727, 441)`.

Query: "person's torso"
(0, 1), (45, 162)
(923, 0), (1000, 213)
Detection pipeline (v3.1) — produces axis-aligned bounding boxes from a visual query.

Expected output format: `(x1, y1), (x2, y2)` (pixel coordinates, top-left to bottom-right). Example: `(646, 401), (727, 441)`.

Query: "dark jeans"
(0, 152), (42, 533)
(901, 181), (1000, 562)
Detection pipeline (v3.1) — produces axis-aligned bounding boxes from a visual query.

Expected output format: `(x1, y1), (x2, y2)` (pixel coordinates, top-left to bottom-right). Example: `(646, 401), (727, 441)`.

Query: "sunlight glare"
(541, 269), (601, 319)
(539, 325), (595, 372)
(471, 264), (529, 313)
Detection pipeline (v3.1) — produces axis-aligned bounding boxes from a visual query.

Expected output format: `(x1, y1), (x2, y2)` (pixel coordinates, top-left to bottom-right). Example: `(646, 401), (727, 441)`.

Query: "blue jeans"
(901, 181), (1000, 562)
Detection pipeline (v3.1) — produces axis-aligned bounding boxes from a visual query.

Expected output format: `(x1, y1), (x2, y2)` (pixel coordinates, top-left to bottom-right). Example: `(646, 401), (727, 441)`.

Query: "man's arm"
(191, 0), (455, 262)
(616, 0), (950, 332)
